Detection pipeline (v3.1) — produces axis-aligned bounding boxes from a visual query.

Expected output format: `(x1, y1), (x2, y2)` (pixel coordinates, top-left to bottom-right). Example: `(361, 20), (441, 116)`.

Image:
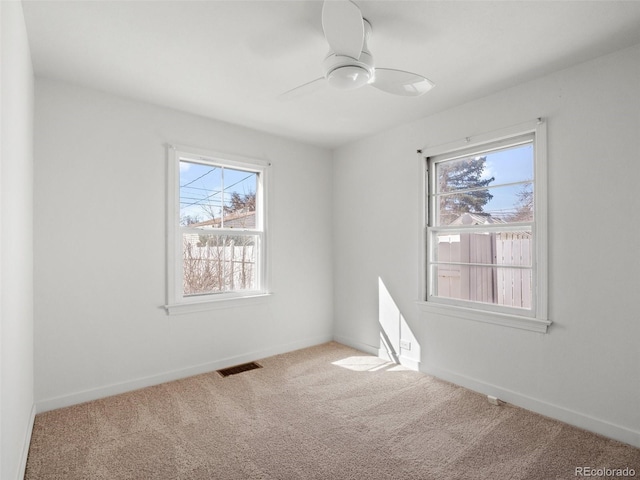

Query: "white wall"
(34, 78), (334, 409)
(1, 2), (35, 479)
(333, 44), (640, 447)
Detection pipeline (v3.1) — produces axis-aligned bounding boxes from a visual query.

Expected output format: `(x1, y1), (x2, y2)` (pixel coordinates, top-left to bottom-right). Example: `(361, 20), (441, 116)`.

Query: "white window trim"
(417, 119), (550, 333)
(164, 144), (271, 315)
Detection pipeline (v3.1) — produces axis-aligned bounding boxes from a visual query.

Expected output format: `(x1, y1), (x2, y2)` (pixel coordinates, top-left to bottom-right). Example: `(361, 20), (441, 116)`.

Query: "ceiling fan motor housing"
(323, 19), (374, 90)
(323, 51), (374, 90)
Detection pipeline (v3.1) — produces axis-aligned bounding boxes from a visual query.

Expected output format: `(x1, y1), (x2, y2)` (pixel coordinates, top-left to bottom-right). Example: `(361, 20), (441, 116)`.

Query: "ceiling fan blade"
(370, 68), (435, 97)
(321, 0), (364, 59)
(278, 77), (326, 102)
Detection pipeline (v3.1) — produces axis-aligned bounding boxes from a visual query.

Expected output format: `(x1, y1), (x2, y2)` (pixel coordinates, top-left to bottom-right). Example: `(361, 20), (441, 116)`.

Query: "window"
(419, 120), (549, 332)
(165, 145), (269, 313)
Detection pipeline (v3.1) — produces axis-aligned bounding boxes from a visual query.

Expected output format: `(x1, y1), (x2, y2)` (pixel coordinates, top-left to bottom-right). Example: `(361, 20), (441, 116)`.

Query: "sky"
(179, 161), (257, 225)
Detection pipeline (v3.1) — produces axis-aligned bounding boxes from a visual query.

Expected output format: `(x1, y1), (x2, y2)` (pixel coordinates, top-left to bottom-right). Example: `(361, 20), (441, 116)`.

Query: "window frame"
(165, 144), (271, 315)
(417, 120), (550, 333)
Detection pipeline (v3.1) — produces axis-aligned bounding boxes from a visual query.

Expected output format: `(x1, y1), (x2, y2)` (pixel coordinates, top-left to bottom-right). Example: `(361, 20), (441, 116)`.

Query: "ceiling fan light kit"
(282, 0), (434, 99)
(326, 66), (372, 90)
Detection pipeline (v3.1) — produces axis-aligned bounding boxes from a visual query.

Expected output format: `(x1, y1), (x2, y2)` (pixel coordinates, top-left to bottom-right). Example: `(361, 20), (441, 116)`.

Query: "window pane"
(222, 169), (257, 228)
(179, 162), (258, 229)
(433, 230), (532, 267)
(433, 264), (532, 309)
(436, 143), (533, 193)
(182, 233), (258, 296)
(179, 161), (223, 227)
(436, 182), (533, 225)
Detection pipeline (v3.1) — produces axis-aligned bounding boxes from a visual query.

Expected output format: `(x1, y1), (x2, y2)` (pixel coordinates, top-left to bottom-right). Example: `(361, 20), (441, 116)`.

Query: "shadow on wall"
(378, 277), (420, 370)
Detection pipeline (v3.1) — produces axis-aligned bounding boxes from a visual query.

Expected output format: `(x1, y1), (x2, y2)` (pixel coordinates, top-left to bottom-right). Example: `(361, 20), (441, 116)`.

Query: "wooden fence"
(182, 234), (256, 295)
(436, 232), (531, 308)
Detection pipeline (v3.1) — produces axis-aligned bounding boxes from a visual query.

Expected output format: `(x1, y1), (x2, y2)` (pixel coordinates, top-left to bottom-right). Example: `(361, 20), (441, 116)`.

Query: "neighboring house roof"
(449, 212), (507, 226)
(190, 210), (255, 229)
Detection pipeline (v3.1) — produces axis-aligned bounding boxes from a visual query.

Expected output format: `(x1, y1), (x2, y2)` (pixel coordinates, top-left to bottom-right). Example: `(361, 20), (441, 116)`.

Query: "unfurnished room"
(1, 1), (640, 479)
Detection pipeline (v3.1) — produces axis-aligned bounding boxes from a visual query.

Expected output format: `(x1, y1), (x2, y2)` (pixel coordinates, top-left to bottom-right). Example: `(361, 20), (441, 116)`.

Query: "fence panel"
(437, 232), (532, 308)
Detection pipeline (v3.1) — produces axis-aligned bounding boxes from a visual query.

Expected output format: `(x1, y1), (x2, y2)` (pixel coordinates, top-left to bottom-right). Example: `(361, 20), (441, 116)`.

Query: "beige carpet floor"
(25, 342), (640, 479)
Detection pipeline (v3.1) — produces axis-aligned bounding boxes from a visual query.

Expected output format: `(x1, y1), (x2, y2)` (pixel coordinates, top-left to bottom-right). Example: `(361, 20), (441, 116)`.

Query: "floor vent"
(217, 362), (262, 378)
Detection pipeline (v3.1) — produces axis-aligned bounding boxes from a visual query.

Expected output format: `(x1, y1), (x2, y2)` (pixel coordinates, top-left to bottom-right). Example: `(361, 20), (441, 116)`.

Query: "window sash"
(427, 223), (537, 316)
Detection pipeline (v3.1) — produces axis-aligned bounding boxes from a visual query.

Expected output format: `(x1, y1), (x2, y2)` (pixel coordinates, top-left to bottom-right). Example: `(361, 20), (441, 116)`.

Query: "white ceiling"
(22, 0), (640, 149)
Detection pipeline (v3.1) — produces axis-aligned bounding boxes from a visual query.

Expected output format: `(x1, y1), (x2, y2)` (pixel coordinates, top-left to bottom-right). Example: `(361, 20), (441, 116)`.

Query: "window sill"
(165, 293), (273, 315)
(416, 301), (551, 333)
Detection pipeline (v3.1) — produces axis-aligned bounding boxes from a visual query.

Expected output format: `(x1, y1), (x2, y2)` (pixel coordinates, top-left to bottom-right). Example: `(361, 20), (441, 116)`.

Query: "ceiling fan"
(281, 0), (434, 99)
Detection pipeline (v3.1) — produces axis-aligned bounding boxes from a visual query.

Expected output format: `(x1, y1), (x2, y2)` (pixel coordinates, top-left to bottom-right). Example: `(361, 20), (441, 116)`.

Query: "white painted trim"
(35, 335), (333, 413)
(398, 355), (421, 371)
(417, 301), (550, 333)
(332, 335), (379, 356)
(17, 404), (36, 480)
(167, 143), (271, 169)
(419, 119), (544, 157)
(166, 144), (271, 311)
(418, 119), (549, 331)
(533, 121), (549, 321)
(421, 364), (640, 449)
(417, 150), (428, 307)
(164, 292), (273, 315)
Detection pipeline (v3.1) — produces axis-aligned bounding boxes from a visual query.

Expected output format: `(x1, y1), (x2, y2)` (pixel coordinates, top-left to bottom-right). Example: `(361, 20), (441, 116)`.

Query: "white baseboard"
(18, 403), (36, 480)
(422, 364), (640, 449)
(36, 335), (333, 413)
(398, 355), (421, 371)
(332, 335), (379, 356)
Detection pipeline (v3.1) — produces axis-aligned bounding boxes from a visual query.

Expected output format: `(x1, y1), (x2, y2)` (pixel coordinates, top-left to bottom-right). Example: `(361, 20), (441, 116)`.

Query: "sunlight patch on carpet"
(332, 355), (409, 372)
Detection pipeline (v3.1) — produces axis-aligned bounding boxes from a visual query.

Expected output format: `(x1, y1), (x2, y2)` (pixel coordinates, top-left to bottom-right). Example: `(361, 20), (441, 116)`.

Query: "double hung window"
(166, 146), (268, 313)
(421, 121), (548, 331)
